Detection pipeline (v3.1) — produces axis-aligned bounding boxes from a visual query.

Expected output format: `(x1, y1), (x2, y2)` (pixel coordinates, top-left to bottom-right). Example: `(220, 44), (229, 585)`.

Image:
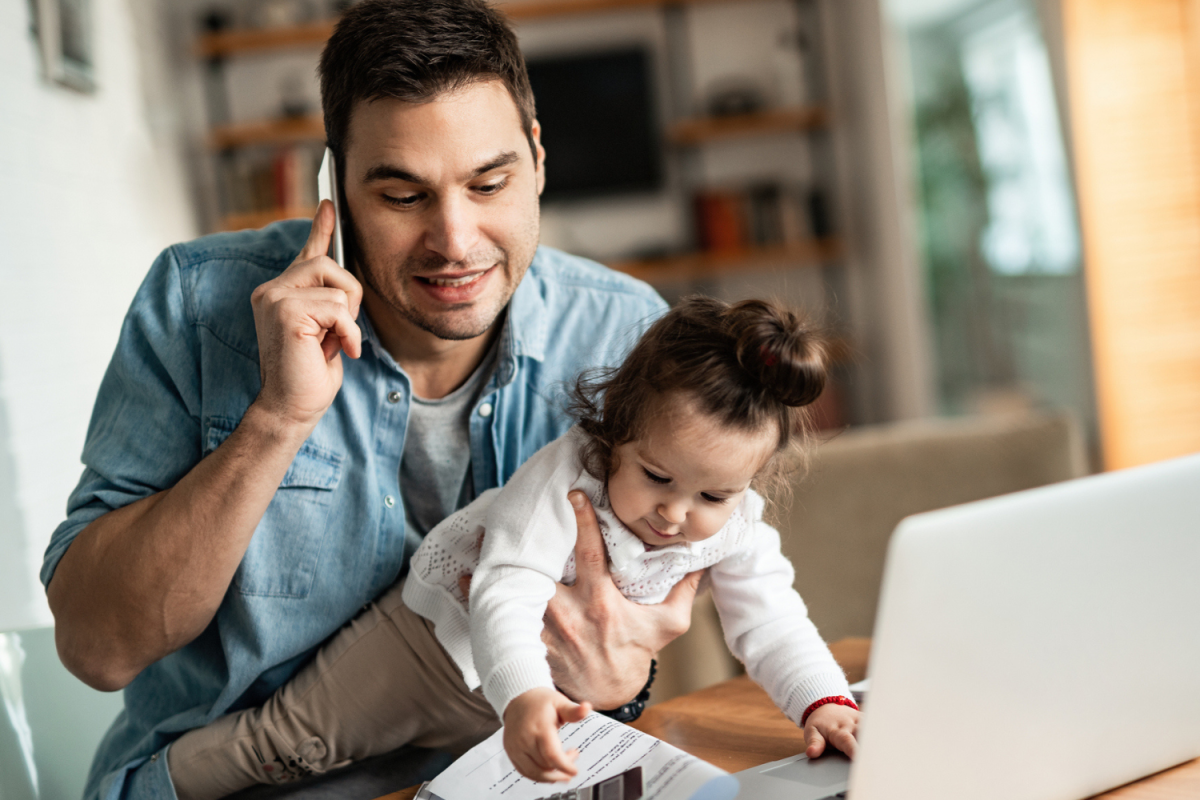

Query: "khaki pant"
(167, 581), (499, 800)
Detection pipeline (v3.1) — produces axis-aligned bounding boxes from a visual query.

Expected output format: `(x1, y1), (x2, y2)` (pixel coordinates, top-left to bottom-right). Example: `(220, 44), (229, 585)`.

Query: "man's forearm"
(48, 403), (314, 691)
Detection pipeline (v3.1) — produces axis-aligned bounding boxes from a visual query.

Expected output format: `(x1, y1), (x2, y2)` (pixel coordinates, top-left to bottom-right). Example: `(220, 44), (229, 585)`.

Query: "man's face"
(341, 80), (545, 341)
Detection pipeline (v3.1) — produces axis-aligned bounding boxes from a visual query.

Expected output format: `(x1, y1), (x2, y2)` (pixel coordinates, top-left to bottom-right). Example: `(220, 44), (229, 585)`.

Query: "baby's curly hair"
(570, 296), (828, 506)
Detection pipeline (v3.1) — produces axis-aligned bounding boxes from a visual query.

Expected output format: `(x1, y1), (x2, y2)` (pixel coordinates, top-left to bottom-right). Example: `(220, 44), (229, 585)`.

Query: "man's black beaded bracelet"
(596, 659), (657, 723)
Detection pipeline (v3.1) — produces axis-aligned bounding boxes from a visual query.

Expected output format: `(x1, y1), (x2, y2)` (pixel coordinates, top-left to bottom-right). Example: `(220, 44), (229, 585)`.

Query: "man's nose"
(424, 195), (479, 264)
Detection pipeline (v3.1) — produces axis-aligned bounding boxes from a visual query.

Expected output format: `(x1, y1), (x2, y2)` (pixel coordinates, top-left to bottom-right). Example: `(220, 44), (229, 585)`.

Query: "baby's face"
(607, 396), (777, 547)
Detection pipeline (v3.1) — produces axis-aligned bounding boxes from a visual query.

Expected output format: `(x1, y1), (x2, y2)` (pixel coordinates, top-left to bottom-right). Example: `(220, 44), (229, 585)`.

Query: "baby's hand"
(503, 687), (592, 782)
(803, 702), (860, 759)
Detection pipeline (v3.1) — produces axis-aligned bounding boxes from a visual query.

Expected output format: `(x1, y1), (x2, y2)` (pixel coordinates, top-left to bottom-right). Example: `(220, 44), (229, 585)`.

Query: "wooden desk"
(378, 639), (1200, 800)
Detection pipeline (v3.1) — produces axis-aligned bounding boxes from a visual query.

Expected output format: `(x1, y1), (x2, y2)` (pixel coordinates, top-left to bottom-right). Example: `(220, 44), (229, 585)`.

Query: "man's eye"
(475, 179), (508, 195)
(642, 468), (670, 484)
(383, 193), (422, 207)
(701, 493), (729, 505)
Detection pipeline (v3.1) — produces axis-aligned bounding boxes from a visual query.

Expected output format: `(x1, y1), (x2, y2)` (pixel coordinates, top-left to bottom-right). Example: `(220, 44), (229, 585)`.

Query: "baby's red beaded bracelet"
(800, 695), (860, 725)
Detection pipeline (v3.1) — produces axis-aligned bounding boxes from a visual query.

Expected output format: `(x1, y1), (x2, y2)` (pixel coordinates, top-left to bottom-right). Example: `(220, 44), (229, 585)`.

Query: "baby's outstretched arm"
(803, 703), (860, 759)
(503, 688), (592, 782)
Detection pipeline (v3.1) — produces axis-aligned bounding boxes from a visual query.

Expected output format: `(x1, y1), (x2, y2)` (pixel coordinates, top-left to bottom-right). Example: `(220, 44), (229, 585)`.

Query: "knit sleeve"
(708, 513), (852, 726)
(468, 428), (591, 718)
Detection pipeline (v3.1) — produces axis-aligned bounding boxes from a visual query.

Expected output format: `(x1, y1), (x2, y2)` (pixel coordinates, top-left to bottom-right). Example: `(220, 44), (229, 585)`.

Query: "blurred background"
(2, 0), (1200, 791)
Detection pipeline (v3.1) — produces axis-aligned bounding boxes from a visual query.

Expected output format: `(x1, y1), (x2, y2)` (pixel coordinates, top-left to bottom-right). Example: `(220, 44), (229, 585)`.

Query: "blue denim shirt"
(41, 220), (666, 800)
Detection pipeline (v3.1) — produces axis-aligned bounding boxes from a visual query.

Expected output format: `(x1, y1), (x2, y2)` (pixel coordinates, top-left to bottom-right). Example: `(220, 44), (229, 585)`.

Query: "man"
(42, 2), (699, 797)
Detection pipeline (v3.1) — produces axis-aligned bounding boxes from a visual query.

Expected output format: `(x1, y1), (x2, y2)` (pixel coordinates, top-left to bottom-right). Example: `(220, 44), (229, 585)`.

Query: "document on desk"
(421, 712), (739, 800)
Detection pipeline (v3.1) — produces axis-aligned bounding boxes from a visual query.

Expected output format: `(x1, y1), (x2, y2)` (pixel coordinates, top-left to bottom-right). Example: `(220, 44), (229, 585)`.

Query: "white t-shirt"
(402, 426), (851, 723)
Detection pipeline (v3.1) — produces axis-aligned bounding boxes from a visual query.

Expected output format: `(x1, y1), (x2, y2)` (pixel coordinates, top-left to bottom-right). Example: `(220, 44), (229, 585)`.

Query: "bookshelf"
(208, 116), (325, 150)
(195, 20), (334, 57)
(667, 106), (827, 145)
(207, 107), (826, 152)
(220, 206), (317, 232)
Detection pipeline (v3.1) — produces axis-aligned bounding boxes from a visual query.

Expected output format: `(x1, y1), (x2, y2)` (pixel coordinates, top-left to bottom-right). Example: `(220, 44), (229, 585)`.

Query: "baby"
(168, 296), (859, 795)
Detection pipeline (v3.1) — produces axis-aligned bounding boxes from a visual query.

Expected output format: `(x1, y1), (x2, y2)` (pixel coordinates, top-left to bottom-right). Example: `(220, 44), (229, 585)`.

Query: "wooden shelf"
(197, 20), (335, 58)
(204, 97), (821, 155)
(501, 0), (744, 20)
(220, 207), (314, 232)
(209, 115), (325, 150)
(205, 105), (822, 152)
(611, 238), (843, 283)
(195, 0), (763, 58)
(667, 106), (827, 146)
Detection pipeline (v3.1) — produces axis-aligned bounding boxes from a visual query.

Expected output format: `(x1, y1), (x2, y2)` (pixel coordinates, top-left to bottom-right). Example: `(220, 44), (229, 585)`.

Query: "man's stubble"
(345, 198), (541, 343)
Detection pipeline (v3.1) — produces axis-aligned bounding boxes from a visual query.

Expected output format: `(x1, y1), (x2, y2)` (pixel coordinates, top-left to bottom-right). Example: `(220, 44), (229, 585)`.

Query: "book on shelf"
(218, 143), (322, 223)
(272, 144), (318, 211)
(693, 190), (747, 252)
(693, 183), (824, 253)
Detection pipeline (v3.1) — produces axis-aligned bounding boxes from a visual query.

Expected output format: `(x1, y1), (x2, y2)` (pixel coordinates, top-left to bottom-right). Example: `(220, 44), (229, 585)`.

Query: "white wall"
(0, 0), (198, 631)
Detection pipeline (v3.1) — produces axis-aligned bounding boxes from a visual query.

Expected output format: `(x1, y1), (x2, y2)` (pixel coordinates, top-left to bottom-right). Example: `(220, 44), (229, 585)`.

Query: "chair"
(650, 411), (1087, 703)
(0, 627), (124, 800)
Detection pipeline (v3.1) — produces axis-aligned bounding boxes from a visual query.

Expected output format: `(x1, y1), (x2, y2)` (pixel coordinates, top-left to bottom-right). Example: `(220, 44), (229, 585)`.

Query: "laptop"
(735, 451), (1200, 799)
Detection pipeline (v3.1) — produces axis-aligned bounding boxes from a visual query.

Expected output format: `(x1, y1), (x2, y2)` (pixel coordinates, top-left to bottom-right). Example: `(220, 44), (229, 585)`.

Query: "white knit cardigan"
(401, 426), (851, 723)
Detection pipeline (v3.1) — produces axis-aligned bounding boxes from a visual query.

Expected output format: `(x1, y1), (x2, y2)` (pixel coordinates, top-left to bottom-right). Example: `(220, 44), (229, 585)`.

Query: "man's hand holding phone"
(250, 200), (364, 432)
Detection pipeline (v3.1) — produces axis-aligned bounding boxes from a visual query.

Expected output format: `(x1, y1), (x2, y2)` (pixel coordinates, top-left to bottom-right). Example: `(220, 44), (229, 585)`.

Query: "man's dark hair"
(318, 0), (537, 164)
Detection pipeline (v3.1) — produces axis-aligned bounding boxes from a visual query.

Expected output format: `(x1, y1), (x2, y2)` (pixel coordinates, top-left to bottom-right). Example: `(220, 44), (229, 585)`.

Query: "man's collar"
(502, 248), (549, 362)
(355, 312), (405, 378)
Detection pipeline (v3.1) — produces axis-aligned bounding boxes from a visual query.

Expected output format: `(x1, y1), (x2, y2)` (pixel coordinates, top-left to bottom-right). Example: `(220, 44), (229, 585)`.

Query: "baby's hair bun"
(728, 299), (826, 407)
(569, 294), (827, 492)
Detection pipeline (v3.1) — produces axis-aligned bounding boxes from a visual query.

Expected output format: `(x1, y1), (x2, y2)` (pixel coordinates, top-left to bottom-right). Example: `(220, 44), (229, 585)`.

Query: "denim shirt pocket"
(205, 417), (344, 598)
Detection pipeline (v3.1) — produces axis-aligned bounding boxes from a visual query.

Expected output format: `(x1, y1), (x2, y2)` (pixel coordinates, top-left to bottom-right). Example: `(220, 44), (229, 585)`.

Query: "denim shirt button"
(478, 402), (494, 418)
(387, 390), (402, 404)
(383, 495), (396, 508)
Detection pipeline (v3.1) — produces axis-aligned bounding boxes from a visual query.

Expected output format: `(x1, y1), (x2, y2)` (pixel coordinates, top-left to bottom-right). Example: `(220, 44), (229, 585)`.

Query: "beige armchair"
(650, 412), (1088, 704)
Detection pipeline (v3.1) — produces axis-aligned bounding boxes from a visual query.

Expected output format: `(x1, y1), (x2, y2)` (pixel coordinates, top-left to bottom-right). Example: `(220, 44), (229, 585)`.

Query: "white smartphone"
(317, 147), (346, 268)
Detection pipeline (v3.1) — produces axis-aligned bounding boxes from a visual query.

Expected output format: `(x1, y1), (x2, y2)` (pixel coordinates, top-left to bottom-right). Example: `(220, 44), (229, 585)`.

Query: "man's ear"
(532, 118), (547, 196)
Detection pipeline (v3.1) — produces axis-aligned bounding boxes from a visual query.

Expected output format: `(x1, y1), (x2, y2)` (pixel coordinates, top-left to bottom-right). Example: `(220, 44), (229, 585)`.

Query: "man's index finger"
(298, 200), (335, 262)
